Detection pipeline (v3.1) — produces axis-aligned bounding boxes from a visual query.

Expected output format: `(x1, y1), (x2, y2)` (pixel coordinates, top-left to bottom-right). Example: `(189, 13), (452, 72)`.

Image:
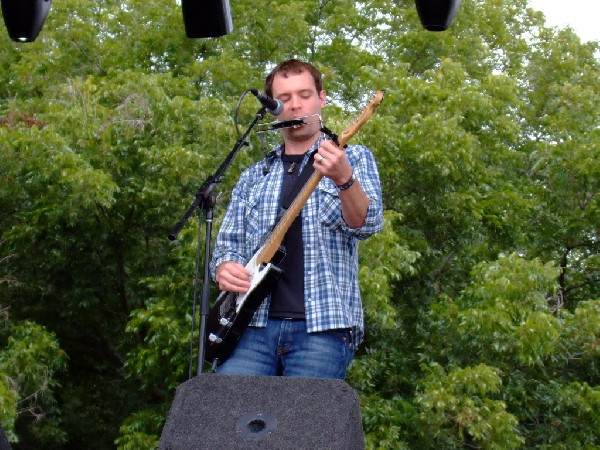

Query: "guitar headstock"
(338, 90), (385, 148)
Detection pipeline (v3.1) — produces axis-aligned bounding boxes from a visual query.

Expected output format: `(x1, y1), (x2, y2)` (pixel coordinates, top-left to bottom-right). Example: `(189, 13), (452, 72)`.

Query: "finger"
(320, 140), (340, 154)
(227, 263), (250, 277)
(322, 144), (344, 163)
(217, 264), (251, 291)
(220, 274), (251, 293)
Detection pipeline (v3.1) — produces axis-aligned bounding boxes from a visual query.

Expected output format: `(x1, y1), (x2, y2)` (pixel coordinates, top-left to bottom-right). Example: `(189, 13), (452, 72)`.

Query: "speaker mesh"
(159, 374), (364, 449)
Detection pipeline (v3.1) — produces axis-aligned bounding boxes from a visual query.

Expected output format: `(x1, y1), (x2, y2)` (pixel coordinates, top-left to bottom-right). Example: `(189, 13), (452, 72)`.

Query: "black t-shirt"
(269, 153), (306, 319)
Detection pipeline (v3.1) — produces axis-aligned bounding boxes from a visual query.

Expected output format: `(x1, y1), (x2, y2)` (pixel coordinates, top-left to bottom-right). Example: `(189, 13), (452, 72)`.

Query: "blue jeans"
(216, 319), (355, 379)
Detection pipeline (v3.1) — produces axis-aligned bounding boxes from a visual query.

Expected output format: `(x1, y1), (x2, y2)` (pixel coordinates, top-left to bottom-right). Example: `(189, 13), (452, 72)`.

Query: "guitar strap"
(278, 149), (316, 215)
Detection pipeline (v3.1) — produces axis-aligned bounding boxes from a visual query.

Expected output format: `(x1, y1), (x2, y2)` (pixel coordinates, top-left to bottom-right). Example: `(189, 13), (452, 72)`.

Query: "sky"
(528, 0), (600, 43)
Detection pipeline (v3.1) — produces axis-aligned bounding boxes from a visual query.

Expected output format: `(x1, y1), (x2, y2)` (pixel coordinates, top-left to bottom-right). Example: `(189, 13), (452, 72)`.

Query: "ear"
(319, 90), (327, 107)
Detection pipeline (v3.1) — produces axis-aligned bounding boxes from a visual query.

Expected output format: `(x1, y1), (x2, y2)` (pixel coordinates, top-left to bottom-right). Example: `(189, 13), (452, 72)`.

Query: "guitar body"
(205, 254), (284, 365)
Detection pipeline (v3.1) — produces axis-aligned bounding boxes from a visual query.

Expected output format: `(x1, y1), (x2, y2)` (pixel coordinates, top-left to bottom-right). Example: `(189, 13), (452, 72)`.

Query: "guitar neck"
(257, 170), (323, 264)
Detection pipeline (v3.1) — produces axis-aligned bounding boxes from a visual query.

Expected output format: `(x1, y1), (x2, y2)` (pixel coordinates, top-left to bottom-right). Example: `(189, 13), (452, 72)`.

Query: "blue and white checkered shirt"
(210, 135), (383, 348)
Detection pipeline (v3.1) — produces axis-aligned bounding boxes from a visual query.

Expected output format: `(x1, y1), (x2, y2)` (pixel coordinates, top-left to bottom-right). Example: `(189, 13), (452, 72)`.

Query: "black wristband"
(336, 172), (356, 191)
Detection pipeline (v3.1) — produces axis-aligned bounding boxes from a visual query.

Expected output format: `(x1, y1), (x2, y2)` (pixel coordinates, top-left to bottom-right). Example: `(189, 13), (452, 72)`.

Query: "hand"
(314, 140), (369, 228)
(313, 139), (353, 186)
(215, 261), (251, 293)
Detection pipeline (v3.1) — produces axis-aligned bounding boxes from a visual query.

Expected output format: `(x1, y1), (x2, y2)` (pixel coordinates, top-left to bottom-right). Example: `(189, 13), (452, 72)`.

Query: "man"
(210, 59), (383, 378)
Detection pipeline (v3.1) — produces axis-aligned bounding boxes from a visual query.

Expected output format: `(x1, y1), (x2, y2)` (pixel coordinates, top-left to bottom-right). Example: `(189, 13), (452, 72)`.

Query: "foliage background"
(0, 0), (598, 448)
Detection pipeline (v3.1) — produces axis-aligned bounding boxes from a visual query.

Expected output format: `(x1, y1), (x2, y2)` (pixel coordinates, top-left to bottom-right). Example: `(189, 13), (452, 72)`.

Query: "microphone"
(250, 89), (284, 116)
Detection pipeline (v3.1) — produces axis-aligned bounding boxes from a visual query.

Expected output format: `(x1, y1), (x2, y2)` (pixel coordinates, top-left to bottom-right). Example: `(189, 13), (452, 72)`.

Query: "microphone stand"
(168, 106), (268, 377)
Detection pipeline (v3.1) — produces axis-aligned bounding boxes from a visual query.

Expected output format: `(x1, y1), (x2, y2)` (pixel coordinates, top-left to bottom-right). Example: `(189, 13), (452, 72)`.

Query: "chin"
(287, 130), (314, 141)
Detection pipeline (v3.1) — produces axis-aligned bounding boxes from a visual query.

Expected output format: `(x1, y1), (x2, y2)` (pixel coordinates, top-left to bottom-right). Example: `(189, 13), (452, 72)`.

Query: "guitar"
(205, 90), (385, 365)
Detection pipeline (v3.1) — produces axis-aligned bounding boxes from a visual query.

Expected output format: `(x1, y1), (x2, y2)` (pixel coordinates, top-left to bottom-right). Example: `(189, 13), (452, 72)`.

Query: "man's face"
(270, 70), (326, 144)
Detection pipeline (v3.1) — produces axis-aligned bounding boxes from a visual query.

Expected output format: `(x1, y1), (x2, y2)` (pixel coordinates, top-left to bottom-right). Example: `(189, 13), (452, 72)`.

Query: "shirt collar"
(267, 134), (325, 162)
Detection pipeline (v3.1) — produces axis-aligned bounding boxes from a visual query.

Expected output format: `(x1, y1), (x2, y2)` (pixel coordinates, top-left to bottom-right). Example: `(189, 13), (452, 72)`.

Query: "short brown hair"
(265, 59), (323, 97)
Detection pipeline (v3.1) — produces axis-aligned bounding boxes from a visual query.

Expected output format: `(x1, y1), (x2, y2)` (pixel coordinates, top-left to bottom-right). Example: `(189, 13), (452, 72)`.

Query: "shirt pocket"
(317, 182), (342, 229)
(244, 180), (278, 251)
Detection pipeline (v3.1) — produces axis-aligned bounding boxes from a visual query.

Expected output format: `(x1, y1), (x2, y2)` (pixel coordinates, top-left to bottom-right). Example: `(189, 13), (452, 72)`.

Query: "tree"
(0, 0), (597, 448)
(0, 316), (67, 446)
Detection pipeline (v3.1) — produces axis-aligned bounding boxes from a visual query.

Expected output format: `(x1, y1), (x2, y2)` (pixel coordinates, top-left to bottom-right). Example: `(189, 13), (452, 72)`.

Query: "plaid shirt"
(210, 135), (383, 348)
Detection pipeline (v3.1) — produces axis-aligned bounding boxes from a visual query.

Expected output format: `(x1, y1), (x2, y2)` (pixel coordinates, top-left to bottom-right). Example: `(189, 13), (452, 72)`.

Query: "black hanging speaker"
(159, 374), (365, 449)
(181, 0), (233, 38)
(415, 0), (462, 31)
(1, 0), (52, 42)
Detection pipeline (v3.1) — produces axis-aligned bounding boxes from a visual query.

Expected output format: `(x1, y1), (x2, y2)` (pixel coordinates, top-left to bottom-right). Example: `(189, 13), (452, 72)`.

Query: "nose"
(289, 94), (301, 111)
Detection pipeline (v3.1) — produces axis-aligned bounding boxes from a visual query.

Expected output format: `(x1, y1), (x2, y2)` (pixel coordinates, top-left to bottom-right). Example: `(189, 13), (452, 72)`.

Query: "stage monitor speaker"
(159, 374), (365, 449)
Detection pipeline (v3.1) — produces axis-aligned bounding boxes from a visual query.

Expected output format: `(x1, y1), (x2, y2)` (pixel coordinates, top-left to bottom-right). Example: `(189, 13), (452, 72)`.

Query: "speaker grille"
(160, 374), (364, 449)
